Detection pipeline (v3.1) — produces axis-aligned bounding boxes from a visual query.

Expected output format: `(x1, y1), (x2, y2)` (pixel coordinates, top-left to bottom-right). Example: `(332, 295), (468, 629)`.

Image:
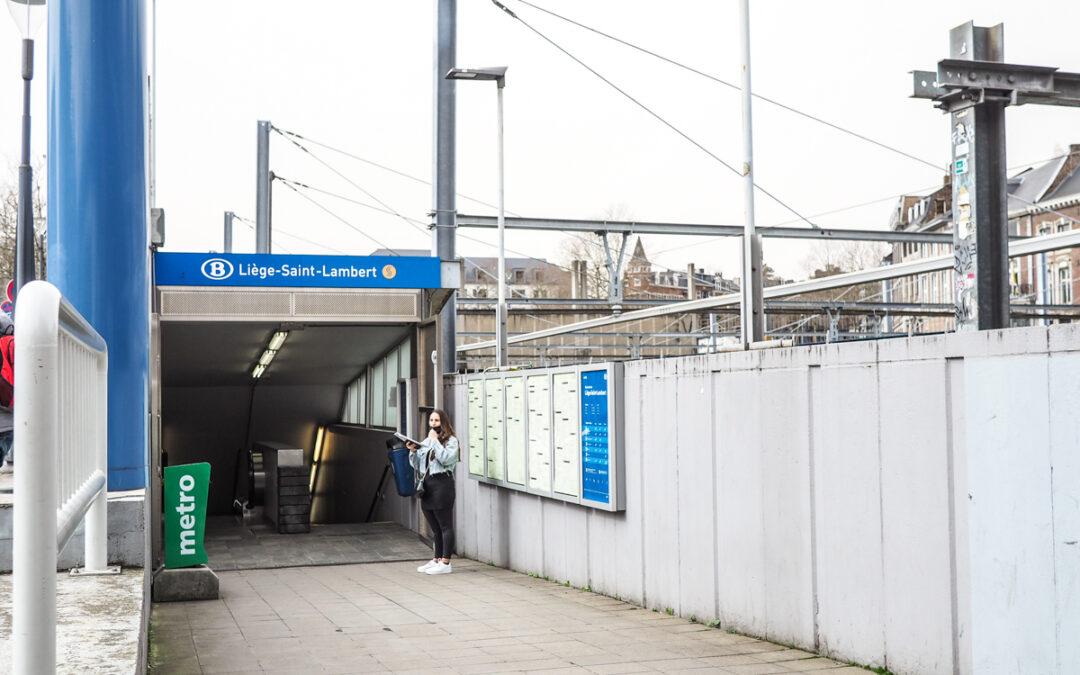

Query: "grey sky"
(2, 0), (1079, 279)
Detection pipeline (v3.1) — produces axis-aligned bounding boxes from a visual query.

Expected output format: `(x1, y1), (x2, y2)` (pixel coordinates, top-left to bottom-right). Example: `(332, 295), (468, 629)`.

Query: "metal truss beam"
(457, 228), (1080, 352)
(456, 214), (957, 244)
(459, 298), (1077, 318)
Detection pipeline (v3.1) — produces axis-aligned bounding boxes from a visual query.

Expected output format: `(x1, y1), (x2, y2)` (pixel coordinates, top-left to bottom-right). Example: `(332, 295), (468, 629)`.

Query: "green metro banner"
(163, 462), (210, 569)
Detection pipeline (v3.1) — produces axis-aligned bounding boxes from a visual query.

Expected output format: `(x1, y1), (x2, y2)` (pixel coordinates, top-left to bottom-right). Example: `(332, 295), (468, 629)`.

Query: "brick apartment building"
(889, 144), (1080, 332)
(623, 238), (738, 300)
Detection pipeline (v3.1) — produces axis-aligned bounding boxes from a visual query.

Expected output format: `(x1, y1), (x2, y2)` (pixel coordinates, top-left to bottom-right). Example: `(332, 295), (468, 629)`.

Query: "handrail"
(13, 281), (110, 674)
(58, 296), (107, 355)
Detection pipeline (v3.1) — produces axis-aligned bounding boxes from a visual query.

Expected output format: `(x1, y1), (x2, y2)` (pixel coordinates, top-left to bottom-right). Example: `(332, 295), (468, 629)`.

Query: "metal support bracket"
(600, 232), (629, 307)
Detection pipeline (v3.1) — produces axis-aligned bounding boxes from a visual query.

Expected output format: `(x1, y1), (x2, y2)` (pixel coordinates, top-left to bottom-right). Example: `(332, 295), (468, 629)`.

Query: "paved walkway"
(0, 568), (143, 673)
(150, 559), (864, 674)
(205, 518), (432, 571)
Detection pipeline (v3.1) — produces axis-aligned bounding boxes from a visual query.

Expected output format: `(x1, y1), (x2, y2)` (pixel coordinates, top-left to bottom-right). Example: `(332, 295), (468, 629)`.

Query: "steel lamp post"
(446, 66), (509, 367)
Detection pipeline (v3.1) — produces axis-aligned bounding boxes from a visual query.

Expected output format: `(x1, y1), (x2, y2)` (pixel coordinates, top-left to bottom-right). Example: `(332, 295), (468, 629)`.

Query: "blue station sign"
(155, 252), (443, 289)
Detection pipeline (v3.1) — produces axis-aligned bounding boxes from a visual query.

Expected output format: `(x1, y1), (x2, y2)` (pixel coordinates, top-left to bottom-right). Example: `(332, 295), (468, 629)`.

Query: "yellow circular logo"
(381, 264), (397, 280)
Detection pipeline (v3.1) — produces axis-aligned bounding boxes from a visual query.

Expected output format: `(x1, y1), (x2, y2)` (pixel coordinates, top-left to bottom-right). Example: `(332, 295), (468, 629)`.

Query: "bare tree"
(558, 203), (635, 299)
(0, 164), (47, 285)
(800, 241), (889, 278)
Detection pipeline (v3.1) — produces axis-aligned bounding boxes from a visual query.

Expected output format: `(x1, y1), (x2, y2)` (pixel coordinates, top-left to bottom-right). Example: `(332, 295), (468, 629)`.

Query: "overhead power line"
(274, 126), (514, 215)
(276, 175), (430, 227)
(232, 213), (346, 254)
(277, 180), (401, 254)
(273, 127), (429, 235)
(510, 0), (945, 172)
(278, 173), (577, 275)
(489, 0), (821, 230)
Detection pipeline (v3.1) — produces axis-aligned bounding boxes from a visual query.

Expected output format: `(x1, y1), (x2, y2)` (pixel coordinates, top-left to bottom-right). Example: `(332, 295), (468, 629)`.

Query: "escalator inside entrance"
(158, 319), (429, 570)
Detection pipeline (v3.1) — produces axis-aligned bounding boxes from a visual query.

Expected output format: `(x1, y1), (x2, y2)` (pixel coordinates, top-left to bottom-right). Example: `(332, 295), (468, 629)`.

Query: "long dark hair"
(430, 408), (455, 444)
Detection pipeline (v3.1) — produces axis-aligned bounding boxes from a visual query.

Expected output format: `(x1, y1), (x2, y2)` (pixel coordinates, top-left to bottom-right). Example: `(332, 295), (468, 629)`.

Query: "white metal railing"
(13, 281), (109, 674)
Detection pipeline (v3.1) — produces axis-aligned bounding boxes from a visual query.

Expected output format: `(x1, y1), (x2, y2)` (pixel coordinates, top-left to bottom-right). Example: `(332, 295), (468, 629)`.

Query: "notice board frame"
(462, 363), (626, 512)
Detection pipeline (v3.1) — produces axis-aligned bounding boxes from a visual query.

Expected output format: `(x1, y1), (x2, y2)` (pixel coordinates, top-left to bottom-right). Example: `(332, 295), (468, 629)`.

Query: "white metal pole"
(496, 81), (508, 367)
(737, 0), (763, 347)
(84, 353), (109, 571)
(13, 283), (60, 674)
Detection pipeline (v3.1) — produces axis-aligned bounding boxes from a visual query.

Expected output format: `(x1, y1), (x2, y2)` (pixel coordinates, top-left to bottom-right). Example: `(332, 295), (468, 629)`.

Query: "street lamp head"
(446, 66), (508, 88)
(6, 0), (45, 39)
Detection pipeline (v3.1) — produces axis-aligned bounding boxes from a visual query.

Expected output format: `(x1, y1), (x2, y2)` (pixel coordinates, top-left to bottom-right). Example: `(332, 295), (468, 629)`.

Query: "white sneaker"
(417, 559), (438, 573)
(425, 561), (452, 575)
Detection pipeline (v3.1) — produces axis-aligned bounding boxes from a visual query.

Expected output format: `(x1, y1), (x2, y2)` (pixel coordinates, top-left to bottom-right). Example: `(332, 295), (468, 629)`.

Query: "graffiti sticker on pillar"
(164, 463), (211, 569)
(952, 111), (978, 330)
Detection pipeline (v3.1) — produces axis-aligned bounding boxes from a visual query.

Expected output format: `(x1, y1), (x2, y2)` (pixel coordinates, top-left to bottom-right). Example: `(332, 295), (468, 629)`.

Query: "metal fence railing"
(13, 281), (110, 674)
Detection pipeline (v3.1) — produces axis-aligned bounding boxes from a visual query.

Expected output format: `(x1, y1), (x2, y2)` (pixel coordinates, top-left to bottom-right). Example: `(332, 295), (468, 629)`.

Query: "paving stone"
(149, 555), (864, 675)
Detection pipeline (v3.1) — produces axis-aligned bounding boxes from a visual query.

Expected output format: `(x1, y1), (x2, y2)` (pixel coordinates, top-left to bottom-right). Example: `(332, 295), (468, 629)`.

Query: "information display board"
(580, 369), (611, 504)
(504, 377), (527, 486)
(462, 363), (624, 512)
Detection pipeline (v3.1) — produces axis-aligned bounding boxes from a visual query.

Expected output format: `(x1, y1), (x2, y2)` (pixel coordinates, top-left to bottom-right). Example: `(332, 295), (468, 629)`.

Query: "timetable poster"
(485, 379), (505, 481)
(552, 372), (580, 497)
(467, 380), (485, 475)
(580, 370), (611, 504)
(527, 375), (553, 492)
(505, 377), (527, 486)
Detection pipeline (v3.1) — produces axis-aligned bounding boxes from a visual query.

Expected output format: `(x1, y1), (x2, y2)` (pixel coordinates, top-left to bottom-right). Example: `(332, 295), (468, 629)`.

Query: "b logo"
(201, 258), (234, 280)
(381, 264), (397, 280)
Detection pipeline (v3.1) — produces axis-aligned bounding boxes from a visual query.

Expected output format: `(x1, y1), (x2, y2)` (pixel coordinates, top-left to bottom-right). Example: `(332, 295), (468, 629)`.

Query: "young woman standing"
(408, 409), (459, 575)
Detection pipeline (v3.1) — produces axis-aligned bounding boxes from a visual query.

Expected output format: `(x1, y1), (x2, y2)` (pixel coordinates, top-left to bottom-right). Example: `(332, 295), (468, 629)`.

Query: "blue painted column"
(48, 0), (149, 490)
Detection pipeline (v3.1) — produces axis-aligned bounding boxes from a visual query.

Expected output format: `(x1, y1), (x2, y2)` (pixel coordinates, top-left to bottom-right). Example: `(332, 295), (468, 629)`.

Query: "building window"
(1059, 264), (1072, 304)
(513, 269), (525, 284)
(1058, 219), (1071, 234)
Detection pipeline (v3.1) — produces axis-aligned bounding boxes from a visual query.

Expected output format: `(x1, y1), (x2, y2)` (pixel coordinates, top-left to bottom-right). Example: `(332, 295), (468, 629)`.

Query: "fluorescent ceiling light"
(252, 330), (289, 380)
(269, 331), (288, 351)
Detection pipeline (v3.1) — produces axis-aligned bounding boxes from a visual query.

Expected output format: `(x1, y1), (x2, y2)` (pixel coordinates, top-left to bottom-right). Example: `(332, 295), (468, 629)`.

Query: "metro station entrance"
(150, 252), (459, 571)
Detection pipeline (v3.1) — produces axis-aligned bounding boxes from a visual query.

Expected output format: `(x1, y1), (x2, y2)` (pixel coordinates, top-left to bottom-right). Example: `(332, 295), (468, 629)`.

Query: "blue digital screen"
(155, 252), (442, 289)
(580, 369), (610, 504)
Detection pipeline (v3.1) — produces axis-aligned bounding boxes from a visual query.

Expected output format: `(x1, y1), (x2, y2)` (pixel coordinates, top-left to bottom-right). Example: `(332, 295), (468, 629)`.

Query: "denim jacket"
(408, 435), (459, 477)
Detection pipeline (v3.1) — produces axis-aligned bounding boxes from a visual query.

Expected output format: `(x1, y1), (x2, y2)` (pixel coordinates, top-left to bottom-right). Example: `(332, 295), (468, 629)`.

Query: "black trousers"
(421, 473), (455, 559)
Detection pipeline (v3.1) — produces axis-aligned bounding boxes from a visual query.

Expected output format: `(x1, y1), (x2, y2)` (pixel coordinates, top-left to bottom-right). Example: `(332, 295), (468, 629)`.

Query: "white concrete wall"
(450, 324), (1080, 675)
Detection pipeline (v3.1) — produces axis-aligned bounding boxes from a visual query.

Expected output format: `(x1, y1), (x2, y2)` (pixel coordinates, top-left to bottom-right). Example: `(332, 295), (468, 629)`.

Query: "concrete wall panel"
(562, 500), (591, 589)
(489, 488), (512, 568)
(758, 367), (814, 649)
(879, 360), (954, 675)
(610, 369), (645, 605)
(965, 354), (1055, 674)
(1049, 352), (1080, 672)
(948, 359), (972, 675)
(448, 326), (1080, 674)
(811, 363), (885, 667)
(714, 368), (766, 635)
(507, 492), (544, 577)
(676, 369), (717, 622)
(642, 363), (681, 612)
(473, 482), (495, 564)
(541, 499), (568, 582)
